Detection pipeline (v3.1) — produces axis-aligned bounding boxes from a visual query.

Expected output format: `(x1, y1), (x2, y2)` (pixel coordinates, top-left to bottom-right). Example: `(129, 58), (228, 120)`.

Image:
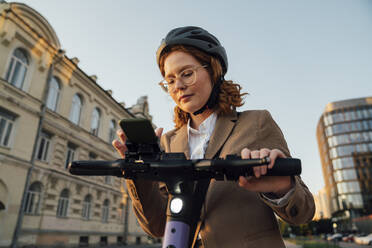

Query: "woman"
(113, 26), (315, 248)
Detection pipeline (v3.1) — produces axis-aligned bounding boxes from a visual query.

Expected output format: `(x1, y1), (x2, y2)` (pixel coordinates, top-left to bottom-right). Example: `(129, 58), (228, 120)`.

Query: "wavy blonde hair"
(159, 45), (248, 129)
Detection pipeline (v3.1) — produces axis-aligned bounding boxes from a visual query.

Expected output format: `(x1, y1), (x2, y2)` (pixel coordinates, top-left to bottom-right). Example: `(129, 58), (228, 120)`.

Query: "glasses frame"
(159, 65), (208, 93)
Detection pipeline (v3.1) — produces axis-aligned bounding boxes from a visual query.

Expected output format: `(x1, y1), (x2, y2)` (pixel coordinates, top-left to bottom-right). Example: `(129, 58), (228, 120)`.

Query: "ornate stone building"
(0, 2), (152, 246)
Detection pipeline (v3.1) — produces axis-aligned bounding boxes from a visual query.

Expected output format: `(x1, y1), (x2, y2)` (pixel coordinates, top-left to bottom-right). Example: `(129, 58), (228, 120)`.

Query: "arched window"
(82, 194), (92, 220)
(57, 189), (69, 217)
(46, 76), (61, 111)
(24, 182), (42, 215)
(5, 48), (29, 89)
(108, 119), (116, 143)
(102, 199), (109, 223)
(69, 94), (82, 125)
(90, 107), (101, 136)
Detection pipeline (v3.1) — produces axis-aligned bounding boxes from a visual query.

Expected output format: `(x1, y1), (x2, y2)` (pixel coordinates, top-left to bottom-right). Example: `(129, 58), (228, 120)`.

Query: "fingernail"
(113, 140), (121, 147)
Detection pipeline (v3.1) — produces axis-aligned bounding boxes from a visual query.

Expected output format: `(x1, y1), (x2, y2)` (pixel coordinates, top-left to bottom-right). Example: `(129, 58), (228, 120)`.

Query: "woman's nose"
(174, 78), (185, 91)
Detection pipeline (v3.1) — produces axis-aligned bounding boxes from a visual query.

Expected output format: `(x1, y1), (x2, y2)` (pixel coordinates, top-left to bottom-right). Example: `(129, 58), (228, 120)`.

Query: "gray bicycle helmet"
(156, 26), (228, 75)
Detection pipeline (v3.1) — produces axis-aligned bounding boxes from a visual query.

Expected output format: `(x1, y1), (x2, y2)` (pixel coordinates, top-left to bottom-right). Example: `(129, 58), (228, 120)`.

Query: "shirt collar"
(187, 112), (218, 136)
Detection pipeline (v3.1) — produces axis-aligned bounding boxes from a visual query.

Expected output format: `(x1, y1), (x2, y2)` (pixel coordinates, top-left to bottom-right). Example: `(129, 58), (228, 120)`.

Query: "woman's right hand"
(112, 127), (164, 158)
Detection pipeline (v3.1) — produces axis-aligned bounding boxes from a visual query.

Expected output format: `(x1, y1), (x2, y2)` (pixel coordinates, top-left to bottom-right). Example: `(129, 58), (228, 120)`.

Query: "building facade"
(316, 97), (372, 230)
(0, 2), (152, 246)
(313, 187), (331, 221)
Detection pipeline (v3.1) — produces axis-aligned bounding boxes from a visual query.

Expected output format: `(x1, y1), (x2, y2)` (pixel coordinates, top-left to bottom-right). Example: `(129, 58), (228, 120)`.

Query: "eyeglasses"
(159, 65), (208, 93)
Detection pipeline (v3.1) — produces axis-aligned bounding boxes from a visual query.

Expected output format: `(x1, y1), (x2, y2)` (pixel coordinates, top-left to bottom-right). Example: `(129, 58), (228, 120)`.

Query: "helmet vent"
(191, 35), (218, 46)
(191, 30), (202, 35)
(175, 26), (196, 36)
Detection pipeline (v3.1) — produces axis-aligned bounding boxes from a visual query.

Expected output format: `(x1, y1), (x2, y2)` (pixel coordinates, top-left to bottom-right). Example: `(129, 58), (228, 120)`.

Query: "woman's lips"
(179, 94), (193, 102)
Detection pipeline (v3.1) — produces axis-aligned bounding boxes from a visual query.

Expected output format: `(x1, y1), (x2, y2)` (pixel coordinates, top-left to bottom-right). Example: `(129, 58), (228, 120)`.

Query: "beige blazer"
(126, 110), (315, 248)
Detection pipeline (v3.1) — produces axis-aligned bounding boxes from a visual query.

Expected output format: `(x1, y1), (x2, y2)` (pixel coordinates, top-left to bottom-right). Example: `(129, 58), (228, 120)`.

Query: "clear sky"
(14, 0), (372, 194)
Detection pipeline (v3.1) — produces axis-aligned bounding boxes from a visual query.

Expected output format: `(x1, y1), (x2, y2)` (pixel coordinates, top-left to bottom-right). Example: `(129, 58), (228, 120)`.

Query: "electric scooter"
(69, 119), (301, 248)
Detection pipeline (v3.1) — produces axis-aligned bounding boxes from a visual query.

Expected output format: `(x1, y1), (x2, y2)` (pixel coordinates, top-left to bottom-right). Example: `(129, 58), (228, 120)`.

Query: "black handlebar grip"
(68, 160), (122, 176)
(265, 158), (301, 176)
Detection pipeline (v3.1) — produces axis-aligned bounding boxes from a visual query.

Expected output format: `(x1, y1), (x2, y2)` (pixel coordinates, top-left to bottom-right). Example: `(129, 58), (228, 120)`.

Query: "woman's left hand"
(238, 148), (293, 197)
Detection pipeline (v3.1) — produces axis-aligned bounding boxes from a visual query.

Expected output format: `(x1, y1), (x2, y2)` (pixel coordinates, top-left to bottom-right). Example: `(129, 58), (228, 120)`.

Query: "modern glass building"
(317, 97), (372, 227)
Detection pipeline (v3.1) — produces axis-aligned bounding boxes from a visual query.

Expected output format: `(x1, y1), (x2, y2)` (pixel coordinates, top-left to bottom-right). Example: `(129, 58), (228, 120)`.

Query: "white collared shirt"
(187, 112), (217, 159)
(186, 111), (294, 206)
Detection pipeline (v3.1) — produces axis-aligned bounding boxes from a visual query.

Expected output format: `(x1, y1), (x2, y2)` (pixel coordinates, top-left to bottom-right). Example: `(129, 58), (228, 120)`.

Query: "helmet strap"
(193, 76), (223, 115)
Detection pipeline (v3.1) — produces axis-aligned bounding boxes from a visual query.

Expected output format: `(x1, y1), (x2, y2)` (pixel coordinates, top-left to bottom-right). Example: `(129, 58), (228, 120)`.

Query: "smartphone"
(119, 118), (158, 144)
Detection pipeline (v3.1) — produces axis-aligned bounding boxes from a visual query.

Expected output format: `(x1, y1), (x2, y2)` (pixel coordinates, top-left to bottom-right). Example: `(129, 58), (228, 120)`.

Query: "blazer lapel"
(170, 125), (190, 159)
(204, 111), (238, 159)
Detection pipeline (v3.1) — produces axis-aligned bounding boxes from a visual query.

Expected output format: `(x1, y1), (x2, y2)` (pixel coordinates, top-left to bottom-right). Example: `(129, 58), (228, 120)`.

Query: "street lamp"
(332, 222), (337, 234)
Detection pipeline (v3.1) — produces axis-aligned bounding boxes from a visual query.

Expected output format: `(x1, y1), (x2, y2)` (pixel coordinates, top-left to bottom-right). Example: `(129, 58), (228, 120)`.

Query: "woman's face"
(163, 51), (212, 114)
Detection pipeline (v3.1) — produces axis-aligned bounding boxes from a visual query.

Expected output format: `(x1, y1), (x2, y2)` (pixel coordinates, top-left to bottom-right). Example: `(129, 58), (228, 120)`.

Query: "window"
(333, 169), (357, 182)
(332, 123), (350, 135)
(90, 108), (101, 136)
(69, 94), (82, 125)
(100, 237), (108, 246)
(57, 189), (69, 217)
(362, 121), (369, 131)
(104, 176), (112, 185)
(102, 199), (109, 223)
(332, 157), (354, 170)
(325, 114), (333, 125)
(36, 131), (52, 162)
(0, 107), (16, 147)
(356, 110), (363, 120)
(350, 122), (362, 132)
(350, 133), (362, 143)
(24, 182), (42, 215)
(323, 115), (329, 126)
(46, 76), (61, 111)
(362, 109), (370, 119)
(356, 143), (368, 153)
(349, 111), (357, 121)
(88, 152), (97, 160)
(5, 48), (29, 89)
(325, 126), (333, 137)
(109, 119), (116, 143)
(337, 181), (361, 194)
(332, 112), (344, 123)
(65, 142), (77, 169)
(117, 236), (123, 244)
(362, 132), (370, 142)
(82, 194), (92, 220)
(329, 145), (354, 158)
(79, 236), (89, 247)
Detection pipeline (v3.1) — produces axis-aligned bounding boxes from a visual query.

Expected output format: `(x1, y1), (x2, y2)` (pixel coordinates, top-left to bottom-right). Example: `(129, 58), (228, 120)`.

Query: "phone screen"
(119, 118), (157, 144)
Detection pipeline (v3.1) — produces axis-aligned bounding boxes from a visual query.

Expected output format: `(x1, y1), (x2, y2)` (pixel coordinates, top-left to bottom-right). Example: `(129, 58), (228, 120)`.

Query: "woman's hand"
(238, 148), (293, 197)
(112, 127), (164, 158)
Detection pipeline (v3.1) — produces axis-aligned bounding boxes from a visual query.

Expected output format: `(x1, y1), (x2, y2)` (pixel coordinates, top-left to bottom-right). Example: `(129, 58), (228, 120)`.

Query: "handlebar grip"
(69, 160), (122, 176)
(265, 158), (301, 176)
(212, 157), (301, 180)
